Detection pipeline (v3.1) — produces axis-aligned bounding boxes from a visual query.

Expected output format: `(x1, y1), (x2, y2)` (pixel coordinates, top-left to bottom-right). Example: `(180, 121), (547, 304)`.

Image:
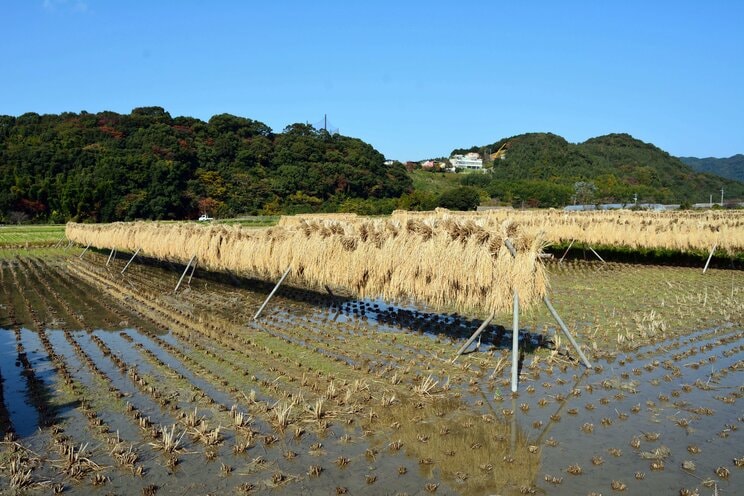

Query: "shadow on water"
(105, 250), (555, 361)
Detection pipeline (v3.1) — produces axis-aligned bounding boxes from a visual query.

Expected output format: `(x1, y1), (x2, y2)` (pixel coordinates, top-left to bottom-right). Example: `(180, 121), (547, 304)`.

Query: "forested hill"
(678, 155), (744, 183)
(453, 133), (744, 206)
(0, 108), (411, 222)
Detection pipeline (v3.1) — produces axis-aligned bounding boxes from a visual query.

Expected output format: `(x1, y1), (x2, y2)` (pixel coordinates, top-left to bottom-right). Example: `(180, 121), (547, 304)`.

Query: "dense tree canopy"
(453, 133), (744, 207)
(0, 108), (412, 222)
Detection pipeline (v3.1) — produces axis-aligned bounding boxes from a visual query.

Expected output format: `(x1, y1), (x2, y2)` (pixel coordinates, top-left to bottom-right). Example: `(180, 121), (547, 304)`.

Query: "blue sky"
(1, 1), (742, 161)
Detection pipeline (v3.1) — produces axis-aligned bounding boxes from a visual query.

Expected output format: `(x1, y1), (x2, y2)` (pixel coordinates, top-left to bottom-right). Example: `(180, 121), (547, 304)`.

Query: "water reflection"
(372, 394), (541, 495)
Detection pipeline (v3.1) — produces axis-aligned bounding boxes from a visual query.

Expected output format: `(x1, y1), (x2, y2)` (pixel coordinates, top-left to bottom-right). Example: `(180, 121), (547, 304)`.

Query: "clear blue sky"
(2, 1), (742, 161)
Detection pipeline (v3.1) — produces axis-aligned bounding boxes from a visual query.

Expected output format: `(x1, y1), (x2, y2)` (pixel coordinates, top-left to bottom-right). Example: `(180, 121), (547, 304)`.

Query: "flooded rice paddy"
(0, 251), (741, 495)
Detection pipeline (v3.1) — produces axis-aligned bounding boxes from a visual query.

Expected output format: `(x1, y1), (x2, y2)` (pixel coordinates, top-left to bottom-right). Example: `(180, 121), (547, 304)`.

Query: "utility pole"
(710, 194), (713, 208)
(633, 193), (638, 206)
(721, 188), (724, 206)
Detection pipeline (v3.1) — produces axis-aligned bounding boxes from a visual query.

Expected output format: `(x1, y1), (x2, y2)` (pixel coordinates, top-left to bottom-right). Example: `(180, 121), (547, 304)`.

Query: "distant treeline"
(679, 154), (744, 183)
(452, 133), (744, 207)
(0, 107), (412, 222)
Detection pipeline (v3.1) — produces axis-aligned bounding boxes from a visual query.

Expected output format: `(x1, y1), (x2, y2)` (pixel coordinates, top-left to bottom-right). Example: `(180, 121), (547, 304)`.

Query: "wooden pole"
(187, 258), (198, 284)
(78, 243), (91, 259)
(511, 291), (520, 392)
(543, 296), (592, 368)
(559, 240), (575, 263)
(106, 247), (116, 266)
(703, 243), (717, 273)
(174, 255), (196, 293)
(589, 246), (606, 264)
(451, 312), (495, 363)
(120, 248), (141, 275)
(253, 266), (292, 320)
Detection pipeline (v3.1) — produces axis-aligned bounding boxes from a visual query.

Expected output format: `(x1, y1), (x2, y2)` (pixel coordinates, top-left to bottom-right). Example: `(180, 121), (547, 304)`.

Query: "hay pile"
(66, 217), (548, 315)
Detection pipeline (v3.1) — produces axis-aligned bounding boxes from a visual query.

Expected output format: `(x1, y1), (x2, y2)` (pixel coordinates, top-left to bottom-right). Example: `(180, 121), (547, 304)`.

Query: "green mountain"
(678, 155), (744, 183)
(452, 133), (744, 207)
(0, 108), (411, 222)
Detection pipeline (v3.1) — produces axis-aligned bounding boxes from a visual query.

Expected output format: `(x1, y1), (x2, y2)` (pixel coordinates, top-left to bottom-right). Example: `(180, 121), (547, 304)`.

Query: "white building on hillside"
(449, 152), (483, 170)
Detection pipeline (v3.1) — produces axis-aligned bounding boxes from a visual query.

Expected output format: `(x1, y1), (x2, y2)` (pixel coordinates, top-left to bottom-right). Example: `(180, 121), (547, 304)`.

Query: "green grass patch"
(408, 170), (462, 196)
(0, 224), (66, 247)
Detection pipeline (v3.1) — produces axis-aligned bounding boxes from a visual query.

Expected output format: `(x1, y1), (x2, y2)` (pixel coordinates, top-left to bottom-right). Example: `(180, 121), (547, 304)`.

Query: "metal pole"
(703, 244), (717, 274)
(559, 240), (575, 263)
(121, 248), (141, 275)
(253, 266), (292, 320)
(452, 312), (495, 362)
(174, 256), (196, 293)
(588, 247), (606, 264)
(79, 243), (91, 259)
(511, 291), (519, 392)
(106, 247), (116, 266)
(187, 258), (198, 284)
(543, 296), (592, 368)
(505, 238), (589, 368)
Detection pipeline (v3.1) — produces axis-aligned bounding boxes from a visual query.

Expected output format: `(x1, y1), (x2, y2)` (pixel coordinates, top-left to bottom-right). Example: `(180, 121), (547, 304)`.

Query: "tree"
(573, 181), (597, 205)
(437, 187), (481, 211)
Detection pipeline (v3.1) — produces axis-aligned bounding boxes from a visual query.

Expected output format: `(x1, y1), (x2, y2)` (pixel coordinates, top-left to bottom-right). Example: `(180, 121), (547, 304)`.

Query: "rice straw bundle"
(392, 209), (744, 254)
(66, 217), (548, 315)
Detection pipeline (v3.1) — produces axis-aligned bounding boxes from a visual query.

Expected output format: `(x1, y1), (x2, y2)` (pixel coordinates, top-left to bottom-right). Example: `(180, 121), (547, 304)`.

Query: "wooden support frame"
(79, 243), (91, 259)
(120, 248), (141, 275)
(187, 258), (198, 284)
(451, 312), (495, 363)
(543, 296), (592, 368)
(503, 239), (591, 388)
(703, 243), (717, 273)
(106, 247), (117, 267)
(253, 266), (292, 320)
(174, 255), (197, 293)
(559, 240), (575, 263)
(589, 246), (606, 264)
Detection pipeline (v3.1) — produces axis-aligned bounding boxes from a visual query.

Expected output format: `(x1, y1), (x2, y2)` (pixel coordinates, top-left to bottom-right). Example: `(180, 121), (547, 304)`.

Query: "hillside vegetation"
(679, 154), (744, 183)
(0, 108), (411, 222)
(452, 133), (744, 207)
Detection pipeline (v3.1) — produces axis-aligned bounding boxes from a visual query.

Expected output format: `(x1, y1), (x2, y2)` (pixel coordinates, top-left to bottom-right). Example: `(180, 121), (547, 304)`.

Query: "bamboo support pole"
(187, 259), (198, 284)
(559, 240), (575, 263)
(543, 297), (592, 368)
(511, 291), (520, 393)
(78, 243), (91, 259)
(703, 243), (717, 273)
(120, 248), (141, 275)
(589, 246), (606, 264)
(451, 312), (495, 363)
(253, 266), (292, 320)
(503, 238), (589, 369)
(174, 255), (196, 293)
(106, 247), (116, 266)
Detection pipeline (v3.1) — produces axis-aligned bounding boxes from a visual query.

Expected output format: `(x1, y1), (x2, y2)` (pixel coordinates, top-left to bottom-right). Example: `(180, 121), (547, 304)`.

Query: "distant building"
(384, 160), (396, 166)
(421, 160), (435, 168)
(449, 152), (483, 170)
